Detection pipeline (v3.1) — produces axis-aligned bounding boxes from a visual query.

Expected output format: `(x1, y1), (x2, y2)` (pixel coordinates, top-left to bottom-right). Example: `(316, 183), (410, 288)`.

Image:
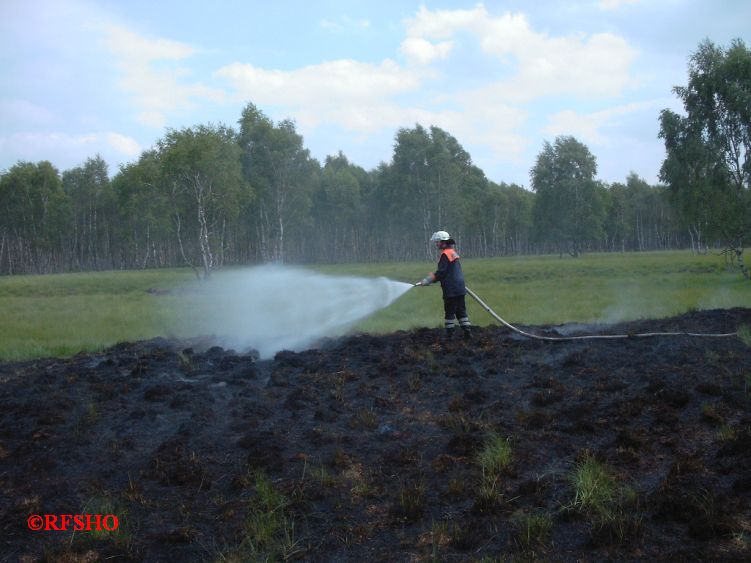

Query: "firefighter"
(416, 231), (472, 339)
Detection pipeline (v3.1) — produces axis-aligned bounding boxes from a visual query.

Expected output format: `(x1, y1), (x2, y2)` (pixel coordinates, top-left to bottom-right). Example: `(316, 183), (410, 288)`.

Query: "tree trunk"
(141, 225), (151, 269)
(192, 174), (214, 278)
(735, 248), (750, 280)
(174, 212), (200, 279)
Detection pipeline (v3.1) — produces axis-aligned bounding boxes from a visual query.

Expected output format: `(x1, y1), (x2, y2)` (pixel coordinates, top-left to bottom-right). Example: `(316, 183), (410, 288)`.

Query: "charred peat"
(1, 309), (750, 561)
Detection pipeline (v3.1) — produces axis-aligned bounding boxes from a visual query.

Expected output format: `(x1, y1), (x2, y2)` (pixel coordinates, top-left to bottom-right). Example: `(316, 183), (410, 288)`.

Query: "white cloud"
(104, 25), (195, 61)
(3, 132), (93, 151)
(404, 5), (485, 40)
(544, 100), (658, 144)
(393, 101), (529, 161)
(217, 48), (528, 161)
(136, 111), (167, 128)
(546, 109), (610, 143)
(214, 5), (639, 169)
(0, 130), (141, 171)
(218, 8), (569, 163)
(400, 37), (453, 65)
(403, 5), (637, 102)
(0, 99), (58, 126)
(106, 132), (141, 156)
(320, 19), (343, 32)
(319, 15), (371, 32)
(216, 59), (420, 131)
(101, 24), (226, 126)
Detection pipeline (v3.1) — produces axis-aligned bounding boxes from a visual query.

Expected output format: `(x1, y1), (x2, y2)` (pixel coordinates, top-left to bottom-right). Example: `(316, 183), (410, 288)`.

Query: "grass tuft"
(394, 479), (427, 522)
(570, 454), (616, 513)
(477, 433), (513, 481)
(739, 325), (751, 348)
(218, 472), (302, 561)
(511, 509), (553, 549)
(75, 494), (131, 547)
(568, 454), (643, 544)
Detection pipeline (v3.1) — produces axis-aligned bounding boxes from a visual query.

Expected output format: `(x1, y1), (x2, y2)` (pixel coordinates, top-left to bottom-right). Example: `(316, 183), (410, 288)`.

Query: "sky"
(1, 0), (749, 188)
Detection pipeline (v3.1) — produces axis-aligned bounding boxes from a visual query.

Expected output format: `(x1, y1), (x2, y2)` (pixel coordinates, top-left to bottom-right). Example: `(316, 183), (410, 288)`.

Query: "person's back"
(417, 231), (471, 339)
(435, 244), (465, 298)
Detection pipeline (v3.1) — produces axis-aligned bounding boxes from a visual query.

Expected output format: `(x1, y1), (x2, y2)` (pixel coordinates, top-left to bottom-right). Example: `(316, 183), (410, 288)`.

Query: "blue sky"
(1, 0), (749, 187)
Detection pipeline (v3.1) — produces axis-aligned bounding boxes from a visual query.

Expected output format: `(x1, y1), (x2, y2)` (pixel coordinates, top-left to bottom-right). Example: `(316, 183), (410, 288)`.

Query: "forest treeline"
(0, 122), (684, 276)
(1, 39), (748, 277)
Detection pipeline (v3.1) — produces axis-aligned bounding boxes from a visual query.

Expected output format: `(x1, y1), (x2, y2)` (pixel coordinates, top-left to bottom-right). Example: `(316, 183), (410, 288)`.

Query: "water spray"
(185, 266), (414, 359)
(465, 286), (738, 340)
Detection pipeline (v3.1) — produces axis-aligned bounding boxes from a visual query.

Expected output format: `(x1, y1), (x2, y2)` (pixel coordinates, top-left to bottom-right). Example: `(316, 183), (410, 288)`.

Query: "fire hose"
(464, 287), (739, 341)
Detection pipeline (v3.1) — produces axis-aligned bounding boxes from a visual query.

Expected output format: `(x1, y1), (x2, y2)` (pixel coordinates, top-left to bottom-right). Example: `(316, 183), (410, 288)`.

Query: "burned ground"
(1, 308), (750, 561)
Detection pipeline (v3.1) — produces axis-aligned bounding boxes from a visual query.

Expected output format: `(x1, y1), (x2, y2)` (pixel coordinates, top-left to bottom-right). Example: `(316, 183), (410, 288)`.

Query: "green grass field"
(1, 251), (749, 362)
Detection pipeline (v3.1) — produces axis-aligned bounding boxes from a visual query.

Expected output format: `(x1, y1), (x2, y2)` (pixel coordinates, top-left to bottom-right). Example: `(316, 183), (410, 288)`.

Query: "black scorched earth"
(1, 308), (750, 561)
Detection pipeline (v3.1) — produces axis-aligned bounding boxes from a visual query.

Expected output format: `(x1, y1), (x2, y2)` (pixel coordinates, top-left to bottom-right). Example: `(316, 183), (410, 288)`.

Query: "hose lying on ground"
(465, 287), (739, 341)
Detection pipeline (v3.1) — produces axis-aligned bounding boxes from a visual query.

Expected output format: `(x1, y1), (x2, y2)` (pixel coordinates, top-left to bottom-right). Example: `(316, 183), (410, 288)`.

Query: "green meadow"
(1, 251), (749, 362)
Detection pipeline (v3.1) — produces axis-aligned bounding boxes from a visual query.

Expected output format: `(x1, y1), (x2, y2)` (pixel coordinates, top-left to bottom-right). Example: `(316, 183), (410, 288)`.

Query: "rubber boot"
(445, 327), (455, 340)
(462, 327), (472, 340)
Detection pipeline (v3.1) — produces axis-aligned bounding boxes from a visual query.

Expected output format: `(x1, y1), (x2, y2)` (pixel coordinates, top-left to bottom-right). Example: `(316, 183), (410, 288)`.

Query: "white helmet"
(430, 231), (451, 242)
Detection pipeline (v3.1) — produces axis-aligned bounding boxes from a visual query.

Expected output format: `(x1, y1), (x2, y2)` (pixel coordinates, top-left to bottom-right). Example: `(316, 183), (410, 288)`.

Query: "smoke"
(698, 287), (733, 310)
(180, 265), (413, 358)
(597, 281), (674, 325)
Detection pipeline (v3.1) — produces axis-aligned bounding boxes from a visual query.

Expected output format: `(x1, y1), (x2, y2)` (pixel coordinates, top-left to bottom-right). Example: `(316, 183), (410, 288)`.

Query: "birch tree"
(531, 137), (604, 257)
(659, 38), (751, 277)
(157, 124), (246, 278)
(238, 103), (317, 263)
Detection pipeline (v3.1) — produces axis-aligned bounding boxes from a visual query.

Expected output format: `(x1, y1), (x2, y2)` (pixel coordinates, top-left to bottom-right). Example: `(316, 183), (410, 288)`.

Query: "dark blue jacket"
(431, 247), (466, 298)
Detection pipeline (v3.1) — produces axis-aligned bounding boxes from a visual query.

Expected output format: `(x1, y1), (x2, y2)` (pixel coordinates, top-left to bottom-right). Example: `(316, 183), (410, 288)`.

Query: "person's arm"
(419, 253), (448, 285)
(432, 253), (449, 282)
